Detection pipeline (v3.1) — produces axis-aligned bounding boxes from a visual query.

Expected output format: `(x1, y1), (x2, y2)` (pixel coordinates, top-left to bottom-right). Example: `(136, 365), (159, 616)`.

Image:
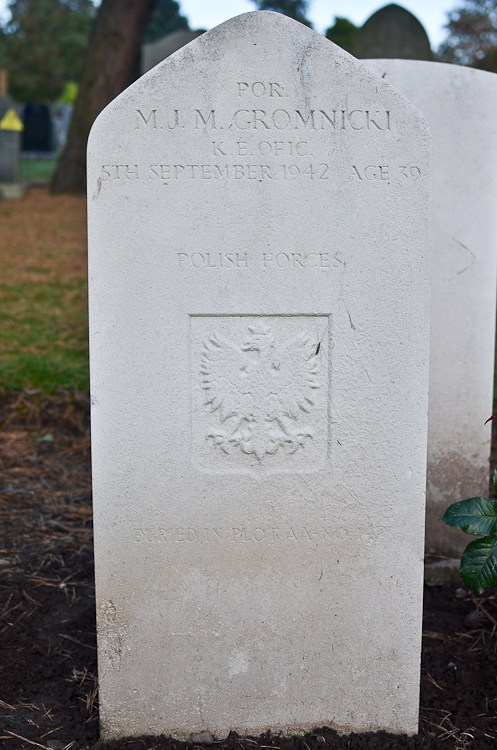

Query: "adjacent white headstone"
(88, 12), (431, 740)
(365, 60), (497, 561)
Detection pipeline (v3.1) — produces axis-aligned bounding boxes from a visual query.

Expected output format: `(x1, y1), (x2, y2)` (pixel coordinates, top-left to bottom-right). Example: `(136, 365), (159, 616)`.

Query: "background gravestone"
(88, 11), (431, 739)
(21, 102), (53, 155)
(0, 94), (25, 198)
(353, 4), (432, 60)
(51, 103), (74, 150)
(141, 29), (204, 75)
(365, 59), (497, 573)
(0, 94), (19, 183)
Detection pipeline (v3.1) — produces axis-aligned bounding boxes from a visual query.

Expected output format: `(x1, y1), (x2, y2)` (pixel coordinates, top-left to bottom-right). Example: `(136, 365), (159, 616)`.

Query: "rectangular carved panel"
(192, 315), (329, 475)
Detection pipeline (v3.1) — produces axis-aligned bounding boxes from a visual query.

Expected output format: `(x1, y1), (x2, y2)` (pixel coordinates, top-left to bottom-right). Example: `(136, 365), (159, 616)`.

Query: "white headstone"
(88, 12), (431, 740)
(364, 60), (497, 561)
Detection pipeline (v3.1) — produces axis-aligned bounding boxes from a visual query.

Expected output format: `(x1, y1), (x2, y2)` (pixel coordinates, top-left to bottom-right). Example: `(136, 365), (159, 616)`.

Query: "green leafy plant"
(442, 454), (497, 594)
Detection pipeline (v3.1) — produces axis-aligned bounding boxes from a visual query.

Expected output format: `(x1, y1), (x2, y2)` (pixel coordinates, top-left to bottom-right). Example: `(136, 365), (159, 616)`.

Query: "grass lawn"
(0, 187), (88, 394)
(20, 157), (59, 184)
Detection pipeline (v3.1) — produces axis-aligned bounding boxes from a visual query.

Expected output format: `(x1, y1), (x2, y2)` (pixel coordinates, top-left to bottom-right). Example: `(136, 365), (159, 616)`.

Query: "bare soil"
(2, 394), (497, 750)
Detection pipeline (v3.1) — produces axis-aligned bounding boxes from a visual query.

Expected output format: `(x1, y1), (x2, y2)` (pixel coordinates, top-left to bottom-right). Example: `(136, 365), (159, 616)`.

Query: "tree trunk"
(52, 0), (157, 193)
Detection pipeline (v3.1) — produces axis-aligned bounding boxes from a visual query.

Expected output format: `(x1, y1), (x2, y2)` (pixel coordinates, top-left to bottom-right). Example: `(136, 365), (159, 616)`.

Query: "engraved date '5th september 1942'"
(98, 163), (421, 183)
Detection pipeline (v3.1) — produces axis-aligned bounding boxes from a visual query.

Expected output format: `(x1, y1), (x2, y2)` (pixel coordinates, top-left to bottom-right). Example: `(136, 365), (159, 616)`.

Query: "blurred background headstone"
(141, 29), (204, 74)
(0, 92), (25, 198)
(21, 102), (54, 157)
(352, 4), (432, 60)
(51, 103), (74, 151)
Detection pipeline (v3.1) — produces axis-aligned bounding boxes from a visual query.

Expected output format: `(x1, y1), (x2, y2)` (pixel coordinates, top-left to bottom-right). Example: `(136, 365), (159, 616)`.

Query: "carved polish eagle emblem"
(200, 323), (321, 461)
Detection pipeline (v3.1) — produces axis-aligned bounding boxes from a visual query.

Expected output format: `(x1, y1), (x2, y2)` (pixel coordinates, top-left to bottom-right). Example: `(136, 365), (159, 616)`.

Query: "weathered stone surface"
(88, 12), (431, 740)
(353, 4), (432, 60)
(365, 60), (497, 557)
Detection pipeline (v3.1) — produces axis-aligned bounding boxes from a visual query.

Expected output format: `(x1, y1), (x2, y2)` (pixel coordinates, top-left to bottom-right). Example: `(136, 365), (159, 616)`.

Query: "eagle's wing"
(200, 334), (247, 422)
(270, 334), (320, 420)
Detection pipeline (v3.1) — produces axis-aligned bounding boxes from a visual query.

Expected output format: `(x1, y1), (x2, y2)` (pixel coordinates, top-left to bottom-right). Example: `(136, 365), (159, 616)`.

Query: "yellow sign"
(0, 108), (24, 131)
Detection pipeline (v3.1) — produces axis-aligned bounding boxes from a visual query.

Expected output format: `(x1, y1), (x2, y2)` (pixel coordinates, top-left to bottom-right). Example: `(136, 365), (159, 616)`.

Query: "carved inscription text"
(132, 524), (389, 545)
(134, 107), (391, 132)
(177, 251), (342, 270)
(97, 162), (421, 186)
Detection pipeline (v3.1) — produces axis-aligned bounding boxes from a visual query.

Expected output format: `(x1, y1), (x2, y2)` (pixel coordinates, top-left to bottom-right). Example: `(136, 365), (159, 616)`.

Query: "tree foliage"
(439, 0), (497, 71)
(0, 0), (192, 102)
(145, 0), (189, 43)
(325, 17), (357, 53)
(1, 0), (95, 102)
(251, 0), (312, 27)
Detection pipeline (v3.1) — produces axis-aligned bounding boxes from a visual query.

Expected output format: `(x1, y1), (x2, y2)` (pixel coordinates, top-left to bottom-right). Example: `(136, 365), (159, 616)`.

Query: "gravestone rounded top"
(353, 4), (432, 60)
(91, 10), (429, 159)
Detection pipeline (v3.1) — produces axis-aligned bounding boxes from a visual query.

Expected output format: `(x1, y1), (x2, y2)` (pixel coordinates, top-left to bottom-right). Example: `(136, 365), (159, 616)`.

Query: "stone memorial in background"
(0, 94), (20, 182)
(353, 4), (432, 60)
(141, 29), (204, 75)
(21, 102), (53, 155)
(88, 11), (431, 740)
(51, 103), (74, 150)
(365, 59), (497, 571)
(0, 94), (25, 199)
